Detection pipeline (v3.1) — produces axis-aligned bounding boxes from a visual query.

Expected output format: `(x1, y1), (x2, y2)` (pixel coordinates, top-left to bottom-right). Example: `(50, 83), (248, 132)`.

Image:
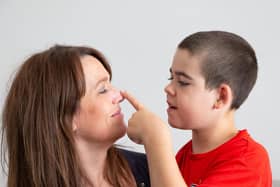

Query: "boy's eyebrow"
(169, 68), (193, 80)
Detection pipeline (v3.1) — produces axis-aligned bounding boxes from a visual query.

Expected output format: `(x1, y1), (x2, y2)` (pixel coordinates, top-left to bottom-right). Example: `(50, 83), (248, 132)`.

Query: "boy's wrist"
(143, 130), (173, 152)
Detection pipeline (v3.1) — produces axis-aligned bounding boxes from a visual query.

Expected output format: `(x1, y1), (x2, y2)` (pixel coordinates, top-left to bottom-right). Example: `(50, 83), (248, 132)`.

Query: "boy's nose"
(164, 83), (175, 96)
(112, 90), (124, 104)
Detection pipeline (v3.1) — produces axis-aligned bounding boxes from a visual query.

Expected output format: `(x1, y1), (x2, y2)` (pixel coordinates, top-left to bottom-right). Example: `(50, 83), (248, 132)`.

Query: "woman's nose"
(112, 90), (124, 104)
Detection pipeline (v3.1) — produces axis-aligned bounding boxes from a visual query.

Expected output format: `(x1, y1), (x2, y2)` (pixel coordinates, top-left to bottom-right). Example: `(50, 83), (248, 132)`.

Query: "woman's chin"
(114, 123), (127, 138)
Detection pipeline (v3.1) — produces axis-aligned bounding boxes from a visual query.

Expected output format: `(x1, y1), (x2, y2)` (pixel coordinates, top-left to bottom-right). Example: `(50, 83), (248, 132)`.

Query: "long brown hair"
(1, 45), (136, 187)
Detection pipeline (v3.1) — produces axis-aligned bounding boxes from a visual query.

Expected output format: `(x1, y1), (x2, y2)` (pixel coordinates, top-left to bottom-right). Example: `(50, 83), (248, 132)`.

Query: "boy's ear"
(213, 83), (233, 109)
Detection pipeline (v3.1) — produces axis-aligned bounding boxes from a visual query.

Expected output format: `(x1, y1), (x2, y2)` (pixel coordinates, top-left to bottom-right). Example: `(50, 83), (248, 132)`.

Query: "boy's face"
(165, 48), (218, 130)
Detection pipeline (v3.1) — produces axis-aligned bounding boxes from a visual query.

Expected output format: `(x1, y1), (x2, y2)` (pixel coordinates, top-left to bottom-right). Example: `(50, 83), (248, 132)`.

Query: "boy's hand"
(122, 91), (187, 187)
(121, 91), (171, 146)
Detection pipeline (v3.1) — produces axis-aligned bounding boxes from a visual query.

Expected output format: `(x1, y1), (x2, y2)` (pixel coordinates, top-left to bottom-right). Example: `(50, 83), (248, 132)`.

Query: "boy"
(122, 31), (272, 187)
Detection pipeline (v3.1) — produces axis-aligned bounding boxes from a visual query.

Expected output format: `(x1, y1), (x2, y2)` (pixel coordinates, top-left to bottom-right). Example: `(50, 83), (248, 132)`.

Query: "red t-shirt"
(176, 130), (272, 187)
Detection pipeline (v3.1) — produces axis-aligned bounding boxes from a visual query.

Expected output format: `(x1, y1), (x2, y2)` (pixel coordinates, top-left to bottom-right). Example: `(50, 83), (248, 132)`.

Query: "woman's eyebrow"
(94, 76), (109, 88)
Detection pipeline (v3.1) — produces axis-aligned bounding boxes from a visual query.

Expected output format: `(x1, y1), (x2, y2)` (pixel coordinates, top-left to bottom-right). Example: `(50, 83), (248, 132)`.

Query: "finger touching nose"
(112, 90), (124, 104)
(120, 90), (144, 111)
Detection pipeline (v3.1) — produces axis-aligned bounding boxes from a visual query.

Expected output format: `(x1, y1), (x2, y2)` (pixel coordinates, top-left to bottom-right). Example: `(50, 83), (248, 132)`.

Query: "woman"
(1, 45), (150, 187)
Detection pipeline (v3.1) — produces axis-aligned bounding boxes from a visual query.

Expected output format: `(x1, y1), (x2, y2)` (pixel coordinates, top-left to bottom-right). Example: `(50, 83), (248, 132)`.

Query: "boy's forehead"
(172, 49), (201, 69)
(174, 48), (191, 59)
(171, 48), (206, 81)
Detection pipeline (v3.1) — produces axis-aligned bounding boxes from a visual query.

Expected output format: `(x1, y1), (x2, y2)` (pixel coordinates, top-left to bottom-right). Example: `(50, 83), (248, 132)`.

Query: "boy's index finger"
(121, 91), (144, 111)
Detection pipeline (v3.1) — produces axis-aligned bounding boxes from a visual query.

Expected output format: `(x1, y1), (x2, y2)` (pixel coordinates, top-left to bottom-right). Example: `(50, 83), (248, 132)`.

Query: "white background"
(1, 0), (280, 186)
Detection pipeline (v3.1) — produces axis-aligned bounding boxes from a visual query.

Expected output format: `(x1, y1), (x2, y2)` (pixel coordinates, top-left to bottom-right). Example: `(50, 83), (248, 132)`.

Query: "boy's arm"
(122, 91), (187, 187)
(144, 130), (187, 187)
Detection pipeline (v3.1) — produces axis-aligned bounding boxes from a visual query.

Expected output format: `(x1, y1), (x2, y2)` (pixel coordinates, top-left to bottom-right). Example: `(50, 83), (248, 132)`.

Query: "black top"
(119, 149), (151, 187)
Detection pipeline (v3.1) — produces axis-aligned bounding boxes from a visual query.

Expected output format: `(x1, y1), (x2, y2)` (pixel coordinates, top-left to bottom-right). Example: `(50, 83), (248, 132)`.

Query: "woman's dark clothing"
(119, 149), (151, 187)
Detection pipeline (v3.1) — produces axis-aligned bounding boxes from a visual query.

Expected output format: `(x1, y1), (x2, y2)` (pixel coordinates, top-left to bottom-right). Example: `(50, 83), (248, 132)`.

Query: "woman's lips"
(111, 109), (123, 117)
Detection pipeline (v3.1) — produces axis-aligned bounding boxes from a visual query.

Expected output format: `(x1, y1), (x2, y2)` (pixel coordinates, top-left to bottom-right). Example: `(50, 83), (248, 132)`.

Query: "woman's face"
(73, 55), (126, 144)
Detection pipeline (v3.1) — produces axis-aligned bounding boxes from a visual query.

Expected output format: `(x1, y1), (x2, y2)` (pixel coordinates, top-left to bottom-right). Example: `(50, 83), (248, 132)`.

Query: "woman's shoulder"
(118, 148), (150, 187)
(119, 148), (147, 163)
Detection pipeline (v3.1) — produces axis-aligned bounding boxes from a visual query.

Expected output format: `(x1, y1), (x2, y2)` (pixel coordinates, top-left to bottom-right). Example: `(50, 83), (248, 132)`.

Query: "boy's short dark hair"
(178, 31), (257, 109)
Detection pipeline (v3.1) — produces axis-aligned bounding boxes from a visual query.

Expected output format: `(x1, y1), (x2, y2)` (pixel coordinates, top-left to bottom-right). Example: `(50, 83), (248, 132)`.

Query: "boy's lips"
(167, 101), (178, 109)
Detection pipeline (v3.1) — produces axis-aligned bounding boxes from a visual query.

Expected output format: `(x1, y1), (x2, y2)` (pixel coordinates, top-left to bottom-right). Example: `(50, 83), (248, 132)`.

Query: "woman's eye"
(98, 87), (108, 94)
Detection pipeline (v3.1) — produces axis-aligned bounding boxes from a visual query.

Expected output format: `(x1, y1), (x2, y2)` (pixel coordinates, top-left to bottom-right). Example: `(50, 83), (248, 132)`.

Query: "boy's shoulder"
(221, 129), (269, 158)
(176, 129), (269, 159)
(175, 130), (271, 186)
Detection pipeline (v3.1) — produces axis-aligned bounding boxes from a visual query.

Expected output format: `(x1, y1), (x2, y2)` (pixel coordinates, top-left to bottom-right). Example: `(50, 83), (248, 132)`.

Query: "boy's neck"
(191, 110), (238, 154)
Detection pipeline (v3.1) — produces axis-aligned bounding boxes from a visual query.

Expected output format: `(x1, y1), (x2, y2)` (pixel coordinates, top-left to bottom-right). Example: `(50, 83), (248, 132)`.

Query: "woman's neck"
(75, 139), (112, 187)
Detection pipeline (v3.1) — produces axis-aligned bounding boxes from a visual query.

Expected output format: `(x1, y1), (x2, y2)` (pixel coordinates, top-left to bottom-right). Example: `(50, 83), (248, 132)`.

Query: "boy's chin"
(168, 119), (177, 128)
(168, 120), (187, 130)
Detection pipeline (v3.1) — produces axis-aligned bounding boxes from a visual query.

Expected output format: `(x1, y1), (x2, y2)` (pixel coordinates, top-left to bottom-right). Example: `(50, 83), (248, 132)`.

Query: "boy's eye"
(178, 81), (190, 86)
(168, 75), (190, 86)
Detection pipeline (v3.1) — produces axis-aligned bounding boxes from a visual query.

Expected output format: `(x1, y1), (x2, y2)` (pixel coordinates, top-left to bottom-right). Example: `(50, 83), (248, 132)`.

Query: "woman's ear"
(213, 83), (233, 109)
(72, 113), (79, 132)
(72, 122), (78, 132)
